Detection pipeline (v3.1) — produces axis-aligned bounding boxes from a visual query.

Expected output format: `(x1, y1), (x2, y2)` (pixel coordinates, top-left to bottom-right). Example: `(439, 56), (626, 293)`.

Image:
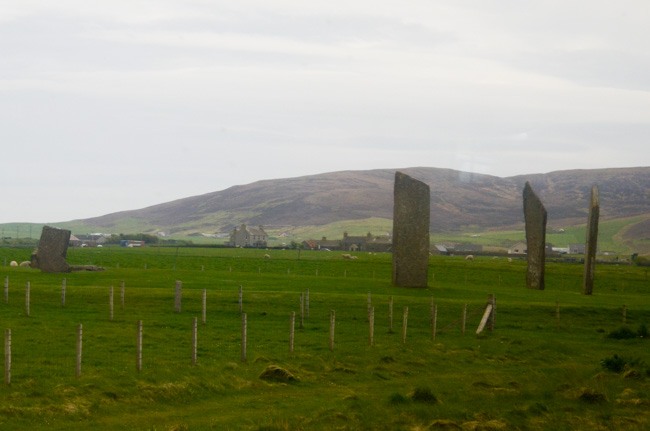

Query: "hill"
(71, 166), (649, 232)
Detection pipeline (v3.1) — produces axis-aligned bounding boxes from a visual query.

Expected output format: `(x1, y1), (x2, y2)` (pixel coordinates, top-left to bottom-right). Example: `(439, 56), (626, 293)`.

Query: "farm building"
(229, 224), (268, 248)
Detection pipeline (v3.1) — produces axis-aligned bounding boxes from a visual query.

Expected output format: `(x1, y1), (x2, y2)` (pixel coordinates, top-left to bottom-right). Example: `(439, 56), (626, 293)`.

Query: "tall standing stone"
(523, 182), (547, 290)
(392, 172), (430, 288)
(582, 186), (600, 295)
(30, 226), (72, 273)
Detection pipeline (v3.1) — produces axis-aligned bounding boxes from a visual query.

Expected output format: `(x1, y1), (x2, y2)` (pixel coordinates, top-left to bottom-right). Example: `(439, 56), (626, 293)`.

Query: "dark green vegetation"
(1, 246), (650, 430)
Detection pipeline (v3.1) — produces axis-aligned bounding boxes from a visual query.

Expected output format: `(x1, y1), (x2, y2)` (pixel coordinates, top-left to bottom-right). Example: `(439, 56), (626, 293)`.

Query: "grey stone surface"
(583, 186), (600, 295)
(392, 171), (430, 288)
(523, 182), (547, 290)
(30, 226), (72, 273)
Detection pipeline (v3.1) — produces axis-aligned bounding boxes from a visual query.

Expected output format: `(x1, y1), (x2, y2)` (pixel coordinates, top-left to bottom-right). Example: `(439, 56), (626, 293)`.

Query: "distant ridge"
(72, 166), (650, 234)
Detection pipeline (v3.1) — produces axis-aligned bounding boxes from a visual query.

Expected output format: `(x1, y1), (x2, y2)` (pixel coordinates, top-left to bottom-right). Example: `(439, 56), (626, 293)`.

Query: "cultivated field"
(1, 247), (649, 430)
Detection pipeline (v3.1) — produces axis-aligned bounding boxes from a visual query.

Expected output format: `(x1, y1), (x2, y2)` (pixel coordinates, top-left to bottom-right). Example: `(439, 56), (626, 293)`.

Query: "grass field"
(1, 247), (650, 430)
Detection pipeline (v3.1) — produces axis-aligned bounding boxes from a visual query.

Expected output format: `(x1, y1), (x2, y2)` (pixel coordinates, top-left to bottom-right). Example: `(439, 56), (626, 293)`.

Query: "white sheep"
(342, 254), (352, 259)
(19, 261), (31, 267)
(507, 258), (512, 263)
(465, 255), (474, 261)
(10, 261), (18, 267)
(264, 254), (271, 259)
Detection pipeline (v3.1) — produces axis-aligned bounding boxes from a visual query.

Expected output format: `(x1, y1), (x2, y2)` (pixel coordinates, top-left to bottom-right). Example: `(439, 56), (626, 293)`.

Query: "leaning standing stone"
(30, 226), (72, 273)
(523, 182), (547, 290)
(392, 171), (430, 288)
(583, 186), (599, 295)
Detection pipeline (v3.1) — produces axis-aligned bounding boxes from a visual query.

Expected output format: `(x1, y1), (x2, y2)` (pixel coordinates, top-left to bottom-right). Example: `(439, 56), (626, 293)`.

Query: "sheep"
(264, 254), (271, 259)
(19, 261), (31, 267)
(507, 258), (512, 263)
(342, 254), (352, 259)
(10, 261), (18, 267)
(350, 256), (359, 260)
(465, 255), (474, 261)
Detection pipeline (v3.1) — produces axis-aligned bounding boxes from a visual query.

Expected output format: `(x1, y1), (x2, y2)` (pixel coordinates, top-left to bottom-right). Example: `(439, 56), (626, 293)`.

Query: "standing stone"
(392, 172), (430, 288)
(30, 226), (71, 273)
(583, 186), (600, 295)
(523, 182), (547, 290)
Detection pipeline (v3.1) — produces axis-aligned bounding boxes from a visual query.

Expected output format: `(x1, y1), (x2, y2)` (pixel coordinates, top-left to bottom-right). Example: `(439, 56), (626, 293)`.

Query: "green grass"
(1, 247), (650, 430)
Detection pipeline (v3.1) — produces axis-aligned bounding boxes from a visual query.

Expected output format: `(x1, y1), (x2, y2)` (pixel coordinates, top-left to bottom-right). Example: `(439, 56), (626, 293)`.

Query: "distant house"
(431, 245), (449, 255)
(568, 243), (600, 254)
(303, 232), (391, 252)
(508, 242), (527, 254)
(229, 224), (268, 248)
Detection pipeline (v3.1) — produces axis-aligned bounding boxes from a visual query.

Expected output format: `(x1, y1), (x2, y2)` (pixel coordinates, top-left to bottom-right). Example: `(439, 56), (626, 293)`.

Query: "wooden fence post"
(432, 305), (438, 341)
(462, 304), (467, 335)
(4, 329), (10, 385)
(402, 307), (408, 344)
(241, 313), (247, 363)
(191, 317), (198, 365)
(300, 293), (304, 329)
(623, 305), (627, 325)
(369, 307), (375, 346)
(305, 289), (309, 318)
(76, 324), (82, 378)
(175, 281), (182, 313)
(329, 310), (335, 351)
(109, 286), (114, 321)
(289, 312), (295, 354)
(389, 296), (393, 333)
(4, 276), (7, 304)
(202, 289), (207, 325)
(238, 285), (243, 313)
(430, 296), (434, 321)
(136, 320), (143, 372)
(120, 280), (125, 310)
(25, 282), (30, 317)
(62, 278), (66, 307)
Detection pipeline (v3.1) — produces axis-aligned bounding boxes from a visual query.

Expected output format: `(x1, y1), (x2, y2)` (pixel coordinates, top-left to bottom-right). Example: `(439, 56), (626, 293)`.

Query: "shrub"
(607, 327), (637, 339)
(407, 387), (438, 404)
(601, 354), (627, 373)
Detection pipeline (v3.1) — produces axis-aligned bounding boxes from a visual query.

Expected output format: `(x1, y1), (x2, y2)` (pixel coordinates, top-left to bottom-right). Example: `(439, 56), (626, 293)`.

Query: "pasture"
(1, 246), (650, 430)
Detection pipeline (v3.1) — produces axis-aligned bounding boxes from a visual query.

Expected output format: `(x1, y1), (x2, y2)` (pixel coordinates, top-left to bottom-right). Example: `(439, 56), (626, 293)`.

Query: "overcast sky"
(2, 1), (649, 223)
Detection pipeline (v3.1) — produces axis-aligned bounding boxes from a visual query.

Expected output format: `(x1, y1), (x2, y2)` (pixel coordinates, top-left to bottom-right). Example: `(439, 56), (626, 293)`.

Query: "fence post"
(389, 296), (393, 333)
(623, 305), (627, 325)
(109, 286), (114, 321)
(120, 280), (125, 310)
(329, 310), (335, 351)
(4, 329), (10, 385)
(76, 324), (82, 378)
(430, 296), (434, 321)
(462, 304), (467, 335)
(300, 293), (304, 329)
(62, 278), (66, 307)
(3, 276), (7, 304)
(25, 282), (30, 317)
(136, 320), (143, 372)
(402, 307), (408, 344)
(432, 305), (438, 341)
(241, 313), (247, 363)
(192, 317), (198, 365)
(238, 285), (243, 313)
(202, 289), (207, 325)
(289, 312), (295, 355)
(175, 281), (182, 313)
(305, 289), (309, 318)
(369, 307), (375, 346)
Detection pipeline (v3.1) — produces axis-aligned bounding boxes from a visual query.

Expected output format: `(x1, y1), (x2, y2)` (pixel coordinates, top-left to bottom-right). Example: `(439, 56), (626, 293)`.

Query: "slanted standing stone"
(523, 182), (547, 290)
(392, 172), (430, 288)
(583, 186), (600, 295)
(30, 226), (71, 273)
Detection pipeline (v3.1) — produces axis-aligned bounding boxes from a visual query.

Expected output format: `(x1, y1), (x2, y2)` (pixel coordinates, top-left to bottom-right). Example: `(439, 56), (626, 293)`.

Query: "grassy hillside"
(1, 247), (650, 430)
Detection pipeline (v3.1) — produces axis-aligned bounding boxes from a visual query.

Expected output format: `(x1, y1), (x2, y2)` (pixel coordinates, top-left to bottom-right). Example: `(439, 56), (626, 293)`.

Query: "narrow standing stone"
(392, 172), (430, 287)
(583, 186), (600, 295)
(523, 182), (547, 290)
